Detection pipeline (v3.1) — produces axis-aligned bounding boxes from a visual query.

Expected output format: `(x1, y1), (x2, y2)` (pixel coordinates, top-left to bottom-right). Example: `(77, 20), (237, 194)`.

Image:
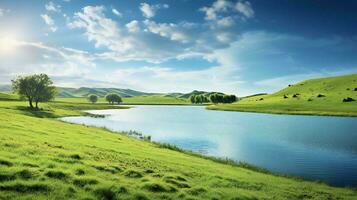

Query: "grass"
(0, 94), (356, 199)
(208, 74), (357, 116)
(55, 95), (191, 105)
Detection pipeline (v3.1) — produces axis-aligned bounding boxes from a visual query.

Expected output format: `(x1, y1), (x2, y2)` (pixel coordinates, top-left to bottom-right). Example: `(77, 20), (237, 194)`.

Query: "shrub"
(343, 97), (355, 102)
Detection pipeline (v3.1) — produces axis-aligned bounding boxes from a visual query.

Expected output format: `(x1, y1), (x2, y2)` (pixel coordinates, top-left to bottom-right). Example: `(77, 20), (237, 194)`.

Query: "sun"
(0, 35), (19, 54)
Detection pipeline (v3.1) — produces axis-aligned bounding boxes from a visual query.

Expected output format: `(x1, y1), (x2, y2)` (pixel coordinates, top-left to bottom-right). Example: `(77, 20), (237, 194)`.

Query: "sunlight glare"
(0, 36), (19, 54)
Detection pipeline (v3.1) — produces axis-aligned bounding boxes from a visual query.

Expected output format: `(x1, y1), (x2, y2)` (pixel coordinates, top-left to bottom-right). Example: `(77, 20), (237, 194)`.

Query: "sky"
(0, 0), (357, 96)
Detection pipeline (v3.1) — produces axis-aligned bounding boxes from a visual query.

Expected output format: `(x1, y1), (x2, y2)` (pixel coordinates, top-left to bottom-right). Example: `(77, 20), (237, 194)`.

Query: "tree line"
(87, 93), (122, 105)
(190, 93), (237, 104)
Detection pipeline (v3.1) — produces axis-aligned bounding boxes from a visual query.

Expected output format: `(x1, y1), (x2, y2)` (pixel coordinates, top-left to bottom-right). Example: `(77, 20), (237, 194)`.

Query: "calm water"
(61, 105), (357, 186)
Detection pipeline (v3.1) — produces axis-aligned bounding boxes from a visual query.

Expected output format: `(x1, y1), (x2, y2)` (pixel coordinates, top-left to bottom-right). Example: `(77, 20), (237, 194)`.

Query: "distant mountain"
(0, 85), (11, 92)
(0, 84), (226, 99)
(57, 87), (159, 98)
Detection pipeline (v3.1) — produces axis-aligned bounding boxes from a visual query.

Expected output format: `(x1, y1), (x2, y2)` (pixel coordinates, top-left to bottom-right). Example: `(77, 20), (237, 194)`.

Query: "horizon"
(1, 0), (357, 96)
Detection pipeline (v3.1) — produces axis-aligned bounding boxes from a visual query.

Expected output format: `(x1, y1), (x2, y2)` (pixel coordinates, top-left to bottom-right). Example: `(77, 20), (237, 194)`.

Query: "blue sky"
(0, 0), (357, 95)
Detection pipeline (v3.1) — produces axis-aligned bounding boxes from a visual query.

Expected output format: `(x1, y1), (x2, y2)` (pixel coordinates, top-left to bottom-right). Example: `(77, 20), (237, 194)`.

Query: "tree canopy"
(190, 93), (237, 104)
(11, 74), (57, 109)
(105, 93), (122, 104)
(88, 94), (98, 104)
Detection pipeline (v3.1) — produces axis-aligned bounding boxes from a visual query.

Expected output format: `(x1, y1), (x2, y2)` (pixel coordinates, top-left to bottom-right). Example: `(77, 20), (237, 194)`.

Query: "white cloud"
(235, 1), (254, 18)
(139, 3), (169, 18)
(45, 1), (61, 13)
(216, 16), (235, 27)
(41, 14), (57, 32)
(112, 8), (122, 17)
(0, 8), (10, 17)
(68, 5), (237, 63)
(143, 20), (188, 43)
(200, 0), (254, 27)
(0, 39), (95, 85)
(126, 20), (140, 33)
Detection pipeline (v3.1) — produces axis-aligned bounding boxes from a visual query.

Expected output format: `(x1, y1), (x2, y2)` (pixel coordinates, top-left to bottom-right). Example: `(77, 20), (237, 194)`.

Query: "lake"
(61, 105), (357, 187)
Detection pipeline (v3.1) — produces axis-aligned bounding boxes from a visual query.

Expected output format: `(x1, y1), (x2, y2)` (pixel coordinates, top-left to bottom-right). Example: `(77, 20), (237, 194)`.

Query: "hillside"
(208, 74), (357, 116)
(57, 87), (158, 98)
(178, 90), (225, 99)
(0, 95), (356, 199)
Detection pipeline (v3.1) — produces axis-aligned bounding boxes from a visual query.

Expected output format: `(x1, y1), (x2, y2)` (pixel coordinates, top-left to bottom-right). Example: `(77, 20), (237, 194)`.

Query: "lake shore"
(207, 103), (357, 117)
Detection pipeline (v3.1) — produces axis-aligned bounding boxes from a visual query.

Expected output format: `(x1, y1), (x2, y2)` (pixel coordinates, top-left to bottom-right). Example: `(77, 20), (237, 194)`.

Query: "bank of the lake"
(0, 96), (356, 199)
(208, 74), (357, 117)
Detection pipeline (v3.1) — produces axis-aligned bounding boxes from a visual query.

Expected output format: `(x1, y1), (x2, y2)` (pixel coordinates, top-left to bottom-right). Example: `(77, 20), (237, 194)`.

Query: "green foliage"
(190, 94), (210, 104)
(88, 94), (98, 104)
(209, 93), (237, 104)
(11, 74), (57, 109)
(105, 93), (122, 105)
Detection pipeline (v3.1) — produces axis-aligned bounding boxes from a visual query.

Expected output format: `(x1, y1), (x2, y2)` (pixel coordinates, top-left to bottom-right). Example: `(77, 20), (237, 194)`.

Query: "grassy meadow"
(0, 93), (356, 199)
(56, 95), (191, 105)
(208, 74), (357, 116)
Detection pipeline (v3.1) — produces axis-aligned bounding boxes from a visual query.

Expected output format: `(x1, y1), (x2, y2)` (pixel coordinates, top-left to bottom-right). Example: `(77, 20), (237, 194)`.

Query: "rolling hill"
(209, 74), (357, 116)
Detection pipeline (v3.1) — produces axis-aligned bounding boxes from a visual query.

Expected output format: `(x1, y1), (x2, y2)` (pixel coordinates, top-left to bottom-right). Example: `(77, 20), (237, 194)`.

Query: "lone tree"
(11, 74), (57, 109)
(105, 93), (122, 104)
(88, 94), (98, 104)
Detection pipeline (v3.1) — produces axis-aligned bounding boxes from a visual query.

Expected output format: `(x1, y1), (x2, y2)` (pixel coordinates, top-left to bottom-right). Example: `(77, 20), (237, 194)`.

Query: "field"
(208, 74), (357, 116)
(56, 96), (191, 105)
(0, 94), (356, 199)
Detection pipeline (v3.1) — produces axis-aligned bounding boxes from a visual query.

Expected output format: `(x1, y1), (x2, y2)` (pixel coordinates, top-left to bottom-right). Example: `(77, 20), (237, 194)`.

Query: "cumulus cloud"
(143, 20), (188, 43)
(41, 14), (57, 32)
(235, 1), (254, 18)
(139, 3), (169, 18)
(112, 8), (122, 17)
(0, 39), (95, 85)
(68, 5), (238, 63)
(126, 20), (140, 33)
(200, 0), (254, 27)
(45, 1), (61, 13)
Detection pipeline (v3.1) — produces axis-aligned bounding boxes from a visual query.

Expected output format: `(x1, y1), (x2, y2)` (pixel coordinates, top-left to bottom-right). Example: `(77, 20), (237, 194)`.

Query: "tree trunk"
(35, 101), (39, 109)
(29, 99), (33, 108)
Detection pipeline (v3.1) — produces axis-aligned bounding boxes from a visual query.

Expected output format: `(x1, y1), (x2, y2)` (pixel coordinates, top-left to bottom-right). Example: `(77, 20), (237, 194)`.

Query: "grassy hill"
(208, 74), (357, 116)
(0, 94), (356, 199)
(57, 87), (158, 98)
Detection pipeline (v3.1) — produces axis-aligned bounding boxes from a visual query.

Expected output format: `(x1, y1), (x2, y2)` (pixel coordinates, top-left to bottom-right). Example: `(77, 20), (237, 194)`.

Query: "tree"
(105, 93), (122, 105)
(190, 95), (196, 103)
(88, 94), (98, 104)
(11, 74), (57, 109)
(209, 94), (217, 104)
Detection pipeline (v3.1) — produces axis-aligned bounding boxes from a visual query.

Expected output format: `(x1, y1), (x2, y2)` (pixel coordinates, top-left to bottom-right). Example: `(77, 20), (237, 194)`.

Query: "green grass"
(209, 74), (357, 116)
(0, 95), (356, 199)
(56, 95), (191, 105)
